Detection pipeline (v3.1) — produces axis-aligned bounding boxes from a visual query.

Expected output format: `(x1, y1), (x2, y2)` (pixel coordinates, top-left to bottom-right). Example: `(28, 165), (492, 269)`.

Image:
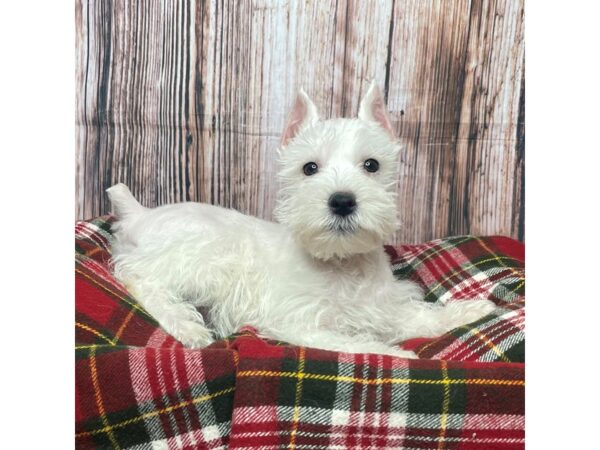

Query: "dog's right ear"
(281, 89), (319, 147)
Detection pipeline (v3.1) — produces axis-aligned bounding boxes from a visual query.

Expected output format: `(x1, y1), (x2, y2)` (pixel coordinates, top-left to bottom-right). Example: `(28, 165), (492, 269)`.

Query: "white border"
(527, 1), (600, 448)
(0, 2), (74, 448)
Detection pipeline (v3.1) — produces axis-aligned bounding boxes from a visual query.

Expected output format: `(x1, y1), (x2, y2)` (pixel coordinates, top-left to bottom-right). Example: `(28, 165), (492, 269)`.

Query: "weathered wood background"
(76, 0), (524, 244)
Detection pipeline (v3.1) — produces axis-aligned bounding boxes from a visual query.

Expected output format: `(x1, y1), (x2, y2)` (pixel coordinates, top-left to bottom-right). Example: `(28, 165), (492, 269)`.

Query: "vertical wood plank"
(452, 0), (525, 239)
(386, 0), (476, 243)
(334, 0), (394, 117)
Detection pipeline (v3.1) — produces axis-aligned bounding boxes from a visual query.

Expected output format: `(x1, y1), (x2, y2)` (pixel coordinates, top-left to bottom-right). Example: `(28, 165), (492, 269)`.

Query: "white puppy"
(107, 82), (495, 357)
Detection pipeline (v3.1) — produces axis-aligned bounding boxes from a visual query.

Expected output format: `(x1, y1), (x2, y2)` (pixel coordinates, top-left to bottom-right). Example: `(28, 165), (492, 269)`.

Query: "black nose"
(328, 192), (357, 217)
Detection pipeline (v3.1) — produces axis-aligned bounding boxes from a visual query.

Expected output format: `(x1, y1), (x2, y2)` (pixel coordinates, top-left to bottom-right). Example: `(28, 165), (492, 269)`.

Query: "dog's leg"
(271, 329), (418, 358)
(385, 298), (497, 342)
(129, 284), (214, 349)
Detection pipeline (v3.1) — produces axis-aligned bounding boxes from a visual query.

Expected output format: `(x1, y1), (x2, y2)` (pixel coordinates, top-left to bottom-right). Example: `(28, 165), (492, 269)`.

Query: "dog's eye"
(303, 162), (319, 176)
(363, 159), (379, 173)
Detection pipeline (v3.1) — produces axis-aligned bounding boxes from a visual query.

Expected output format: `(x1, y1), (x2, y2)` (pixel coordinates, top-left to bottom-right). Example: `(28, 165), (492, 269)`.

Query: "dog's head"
(274, 82), (401, 260)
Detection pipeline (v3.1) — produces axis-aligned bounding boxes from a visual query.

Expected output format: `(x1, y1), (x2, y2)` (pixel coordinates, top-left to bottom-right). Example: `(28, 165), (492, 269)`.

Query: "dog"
(107, 82), (495, 358)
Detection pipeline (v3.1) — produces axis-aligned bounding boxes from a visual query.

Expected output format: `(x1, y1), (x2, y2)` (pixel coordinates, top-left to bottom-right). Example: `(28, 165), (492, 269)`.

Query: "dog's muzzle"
(328, 192), (357, 217)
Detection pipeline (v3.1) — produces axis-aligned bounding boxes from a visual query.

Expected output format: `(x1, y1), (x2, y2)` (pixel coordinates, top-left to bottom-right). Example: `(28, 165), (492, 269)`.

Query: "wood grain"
(76, 0), (525, 244)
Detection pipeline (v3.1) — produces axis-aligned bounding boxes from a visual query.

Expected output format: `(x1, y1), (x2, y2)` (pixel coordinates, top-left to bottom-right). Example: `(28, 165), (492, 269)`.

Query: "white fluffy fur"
(108, 82), (495, 357)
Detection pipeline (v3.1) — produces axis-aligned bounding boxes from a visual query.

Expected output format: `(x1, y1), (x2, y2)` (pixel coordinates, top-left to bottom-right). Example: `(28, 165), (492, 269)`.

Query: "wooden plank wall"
(76, 0), (525, 244)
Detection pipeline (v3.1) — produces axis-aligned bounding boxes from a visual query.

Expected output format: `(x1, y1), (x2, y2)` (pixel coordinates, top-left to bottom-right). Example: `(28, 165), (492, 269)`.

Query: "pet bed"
(76, 216), (524, 449)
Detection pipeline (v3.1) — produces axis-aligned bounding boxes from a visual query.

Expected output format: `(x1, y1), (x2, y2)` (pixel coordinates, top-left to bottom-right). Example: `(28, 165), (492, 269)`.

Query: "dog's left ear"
(358, 81), (394, 136)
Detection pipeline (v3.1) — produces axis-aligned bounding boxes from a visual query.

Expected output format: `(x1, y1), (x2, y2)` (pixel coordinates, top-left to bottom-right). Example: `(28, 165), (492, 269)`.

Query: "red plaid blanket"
(76, 216), (524, 449)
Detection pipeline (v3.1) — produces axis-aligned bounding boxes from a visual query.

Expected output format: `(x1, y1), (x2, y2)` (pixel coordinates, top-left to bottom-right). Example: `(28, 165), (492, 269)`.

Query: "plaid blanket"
(76, 216), (525, 449)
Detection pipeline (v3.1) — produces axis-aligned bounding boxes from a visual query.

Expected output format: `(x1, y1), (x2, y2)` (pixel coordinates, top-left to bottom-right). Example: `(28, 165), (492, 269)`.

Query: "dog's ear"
(358, 81), (394, 136)
(281, 89), (319, 147)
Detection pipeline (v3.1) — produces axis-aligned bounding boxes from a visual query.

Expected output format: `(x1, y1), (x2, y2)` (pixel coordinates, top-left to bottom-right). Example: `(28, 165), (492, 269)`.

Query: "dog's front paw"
(462, 299), (497, 322)
(171, 319), (215, 349)
(389, 348), (418, 359)
(445, 299), (497, 327)
(157, 304), (215, 349)
(349, 342), (419, 359)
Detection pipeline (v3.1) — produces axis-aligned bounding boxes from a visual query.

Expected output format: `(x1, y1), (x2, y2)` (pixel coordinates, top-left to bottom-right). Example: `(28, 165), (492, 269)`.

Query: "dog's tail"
(106, 183), (146, 219)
